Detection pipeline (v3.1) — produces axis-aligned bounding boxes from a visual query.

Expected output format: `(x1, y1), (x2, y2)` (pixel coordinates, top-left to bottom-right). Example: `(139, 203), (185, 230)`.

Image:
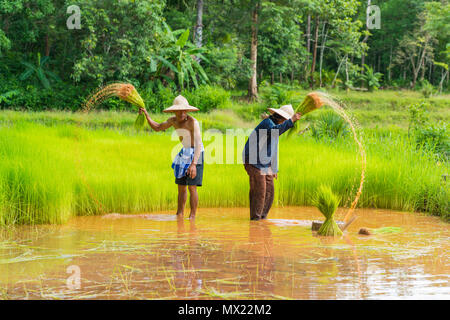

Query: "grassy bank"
(0, 114), (447, 225)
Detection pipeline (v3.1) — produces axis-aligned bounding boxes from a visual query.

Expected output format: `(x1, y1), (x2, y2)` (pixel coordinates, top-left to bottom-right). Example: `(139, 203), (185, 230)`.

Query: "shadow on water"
(0, 207), (448, 299)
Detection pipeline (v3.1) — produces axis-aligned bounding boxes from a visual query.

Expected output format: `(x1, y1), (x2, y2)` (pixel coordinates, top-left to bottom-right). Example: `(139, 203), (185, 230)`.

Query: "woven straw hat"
(163, 95), (199, 113)
(268, 104), (294, 120)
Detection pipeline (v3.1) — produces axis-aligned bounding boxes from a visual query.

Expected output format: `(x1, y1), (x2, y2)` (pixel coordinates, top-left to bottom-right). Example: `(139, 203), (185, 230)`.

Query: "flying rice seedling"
(287, 92), (325, 138)
(84, 83), (146, 130)
(314, 185), (343, 237)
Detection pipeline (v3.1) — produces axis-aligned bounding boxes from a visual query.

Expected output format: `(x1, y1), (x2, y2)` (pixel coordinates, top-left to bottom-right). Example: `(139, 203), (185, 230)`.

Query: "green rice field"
(0, 104), (448, 225)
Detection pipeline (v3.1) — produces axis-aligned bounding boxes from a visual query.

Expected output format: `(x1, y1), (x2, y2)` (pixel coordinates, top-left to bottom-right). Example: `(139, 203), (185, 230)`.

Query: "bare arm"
(186, 119), (202, 179)
(139, 108), (174, 131)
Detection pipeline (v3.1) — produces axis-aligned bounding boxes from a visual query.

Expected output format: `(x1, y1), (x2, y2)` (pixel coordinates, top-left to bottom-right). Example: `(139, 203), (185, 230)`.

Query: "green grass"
(231, 88), (450, 128)
(0, 110), (447, 225)
(0, 109), (256, 132)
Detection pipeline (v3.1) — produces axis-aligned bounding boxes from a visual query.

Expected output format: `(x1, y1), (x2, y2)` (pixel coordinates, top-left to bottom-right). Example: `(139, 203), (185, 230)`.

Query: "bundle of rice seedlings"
(116, 83), (145, 109)
(314, 185), (343, 237)
(288, 92), (325, 138)
(134, 112), (146, 130)
(84, 83), (146, 130)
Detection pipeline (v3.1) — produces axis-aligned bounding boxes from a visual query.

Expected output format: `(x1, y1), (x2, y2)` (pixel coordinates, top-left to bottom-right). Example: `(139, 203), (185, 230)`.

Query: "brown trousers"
(244, 164), (274, 220)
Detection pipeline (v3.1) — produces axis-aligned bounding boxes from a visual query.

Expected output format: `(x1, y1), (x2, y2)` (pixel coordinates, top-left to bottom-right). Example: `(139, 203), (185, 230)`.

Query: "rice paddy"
(0, 111), (447, 225)
(0, 97), (448, 299)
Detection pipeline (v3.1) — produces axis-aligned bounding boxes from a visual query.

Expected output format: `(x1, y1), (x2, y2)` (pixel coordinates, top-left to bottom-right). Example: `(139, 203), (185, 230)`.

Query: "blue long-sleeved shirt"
(242, 117), (294, 174)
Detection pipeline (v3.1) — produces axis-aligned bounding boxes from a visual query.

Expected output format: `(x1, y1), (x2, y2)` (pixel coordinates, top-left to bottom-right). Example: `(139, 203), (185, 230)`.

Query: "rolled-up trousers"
(244, 164), (274, 220)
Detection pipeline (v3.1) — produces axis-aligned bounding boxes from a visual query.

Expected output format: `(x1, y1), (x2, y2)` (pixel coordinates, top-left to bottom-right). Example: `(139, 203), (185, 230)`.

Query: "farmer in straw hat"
(139, 95), (204, 220)
(242, 105), (301, 220)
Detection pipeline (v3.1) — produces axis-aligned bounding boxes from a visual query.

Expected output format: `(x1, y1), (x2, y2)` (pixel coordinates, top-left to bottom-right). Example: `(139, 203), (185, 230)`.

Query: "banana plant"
(359, 64), (383, 91)
(19, 53), (61, 89)
(151, 23), (209, 90)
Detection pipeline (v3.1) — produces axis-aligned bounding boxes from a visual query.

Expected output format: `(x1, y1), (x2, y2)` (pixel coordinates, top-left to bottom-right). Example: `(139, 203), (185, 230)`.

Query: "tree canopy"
(0, 0), (448, 106)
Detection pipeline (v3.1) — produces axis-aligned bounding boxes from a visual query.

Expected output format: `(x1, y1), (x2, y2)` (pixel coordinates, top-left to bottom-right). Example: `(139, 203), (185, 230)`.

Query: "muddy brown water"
(0, 207), (448, 300)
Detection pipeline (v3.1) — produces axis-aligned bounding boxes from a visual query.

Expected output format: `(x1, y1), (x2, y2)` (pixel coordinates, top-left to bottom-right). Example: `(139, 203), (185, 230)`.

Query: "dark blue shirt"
(242, 117), (294, 173)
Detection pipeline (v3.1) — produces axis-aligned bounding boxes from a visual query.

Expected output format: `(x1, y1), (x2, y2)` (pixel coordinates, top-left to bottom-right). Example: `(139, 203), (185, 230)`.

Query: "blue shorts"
(175, 153), (204, 186)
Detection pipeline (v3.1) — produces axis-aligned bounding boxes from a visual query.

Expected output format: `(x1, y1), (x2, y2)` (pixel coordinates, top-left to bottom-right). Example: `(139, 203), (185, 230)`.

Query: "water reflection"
(172, 217), (203, 298)
(247, 221), (274, 294)
(0, 207), (448, 299)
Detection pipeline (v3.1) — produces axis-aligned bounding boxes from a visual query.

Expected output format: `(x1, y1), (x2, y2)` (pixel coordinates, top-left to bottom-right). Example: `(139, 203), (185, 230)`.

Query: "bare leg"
(188, 185), (198, 219)
(177, 185), (188, 216)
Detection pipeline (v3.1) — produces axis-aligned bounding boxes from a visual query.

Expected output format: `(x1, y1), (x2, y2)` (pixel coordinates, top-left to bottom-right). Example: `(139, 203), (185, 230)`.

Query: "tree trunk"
(438, 69), (448, 93)
(194, 0), (203, 48)
(310, 16), (320, 89)
(411, 45), (427, 88)
(194, 0), (204, 64)
(331, 55), (346, 88)
(345, 55), (349, 90)
(319, 22), (328, 87)
(304, 14), (311, 82)
(420, 57), (426, 81)
(248, 2), (260, 100)
(388, 44), (393, 82)
(279, 72), (282, 84)
(360, 0), (371, 86)
(428, 60), (433, 82)
(271, 72), (274, 85)
(411, 60), (418, 88)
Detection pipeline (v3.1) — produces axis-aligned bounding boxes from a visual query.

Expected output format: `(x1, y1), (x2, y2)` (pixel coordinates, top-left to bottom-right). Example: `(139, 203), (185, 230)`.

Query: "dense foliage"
(0, 0), (449, 111)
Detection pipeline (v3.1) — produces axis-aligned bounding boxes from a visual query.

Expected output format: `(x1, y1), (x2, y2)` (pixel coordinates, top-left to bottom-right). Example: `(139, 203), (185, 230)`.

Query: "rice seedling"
(288, 92), (325, 138)
(314, 185), (343, 237)
(84, 83), (145, 112)
(134, 113), (146, 130)
(84, 83), (146, 130)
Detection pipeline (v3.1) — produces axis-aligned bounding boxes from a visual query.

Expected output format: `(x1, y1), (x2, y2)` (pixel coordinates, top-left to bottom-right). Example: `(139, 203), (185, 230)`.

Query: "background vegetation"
(0, 0), (449, 110)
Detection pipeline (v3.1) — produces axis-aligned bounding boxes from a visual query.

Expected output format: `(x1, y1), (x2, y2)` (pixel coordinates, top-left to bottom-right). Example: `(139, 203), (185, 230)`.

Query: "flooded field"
(0, 207), (448, 300)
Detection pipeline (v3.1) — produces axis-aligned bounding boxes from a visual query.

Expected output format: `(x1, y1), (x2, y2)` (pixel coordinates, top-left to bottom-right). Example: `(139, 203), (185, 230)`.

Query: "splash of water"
(308, 92), (366, 223)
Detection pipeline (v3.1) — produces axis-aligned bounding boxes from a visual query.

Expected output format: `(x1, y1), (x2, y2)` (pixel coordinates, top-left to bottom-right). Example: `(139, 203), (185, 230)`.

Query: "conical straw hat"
(163, 95), (199, 113)
(267, 104), (294, 120)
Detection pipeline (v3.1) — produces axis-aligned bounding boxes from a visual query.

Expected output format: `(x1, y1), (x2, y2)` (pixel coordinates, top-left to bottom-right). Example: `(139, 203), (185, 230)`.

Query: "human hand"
(187, 164), (197, 179)
(291, 112), (302, 122)
(260, 112), (270, 120)
(273, 173), (278, 179)
(139, 107), (148, 116)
